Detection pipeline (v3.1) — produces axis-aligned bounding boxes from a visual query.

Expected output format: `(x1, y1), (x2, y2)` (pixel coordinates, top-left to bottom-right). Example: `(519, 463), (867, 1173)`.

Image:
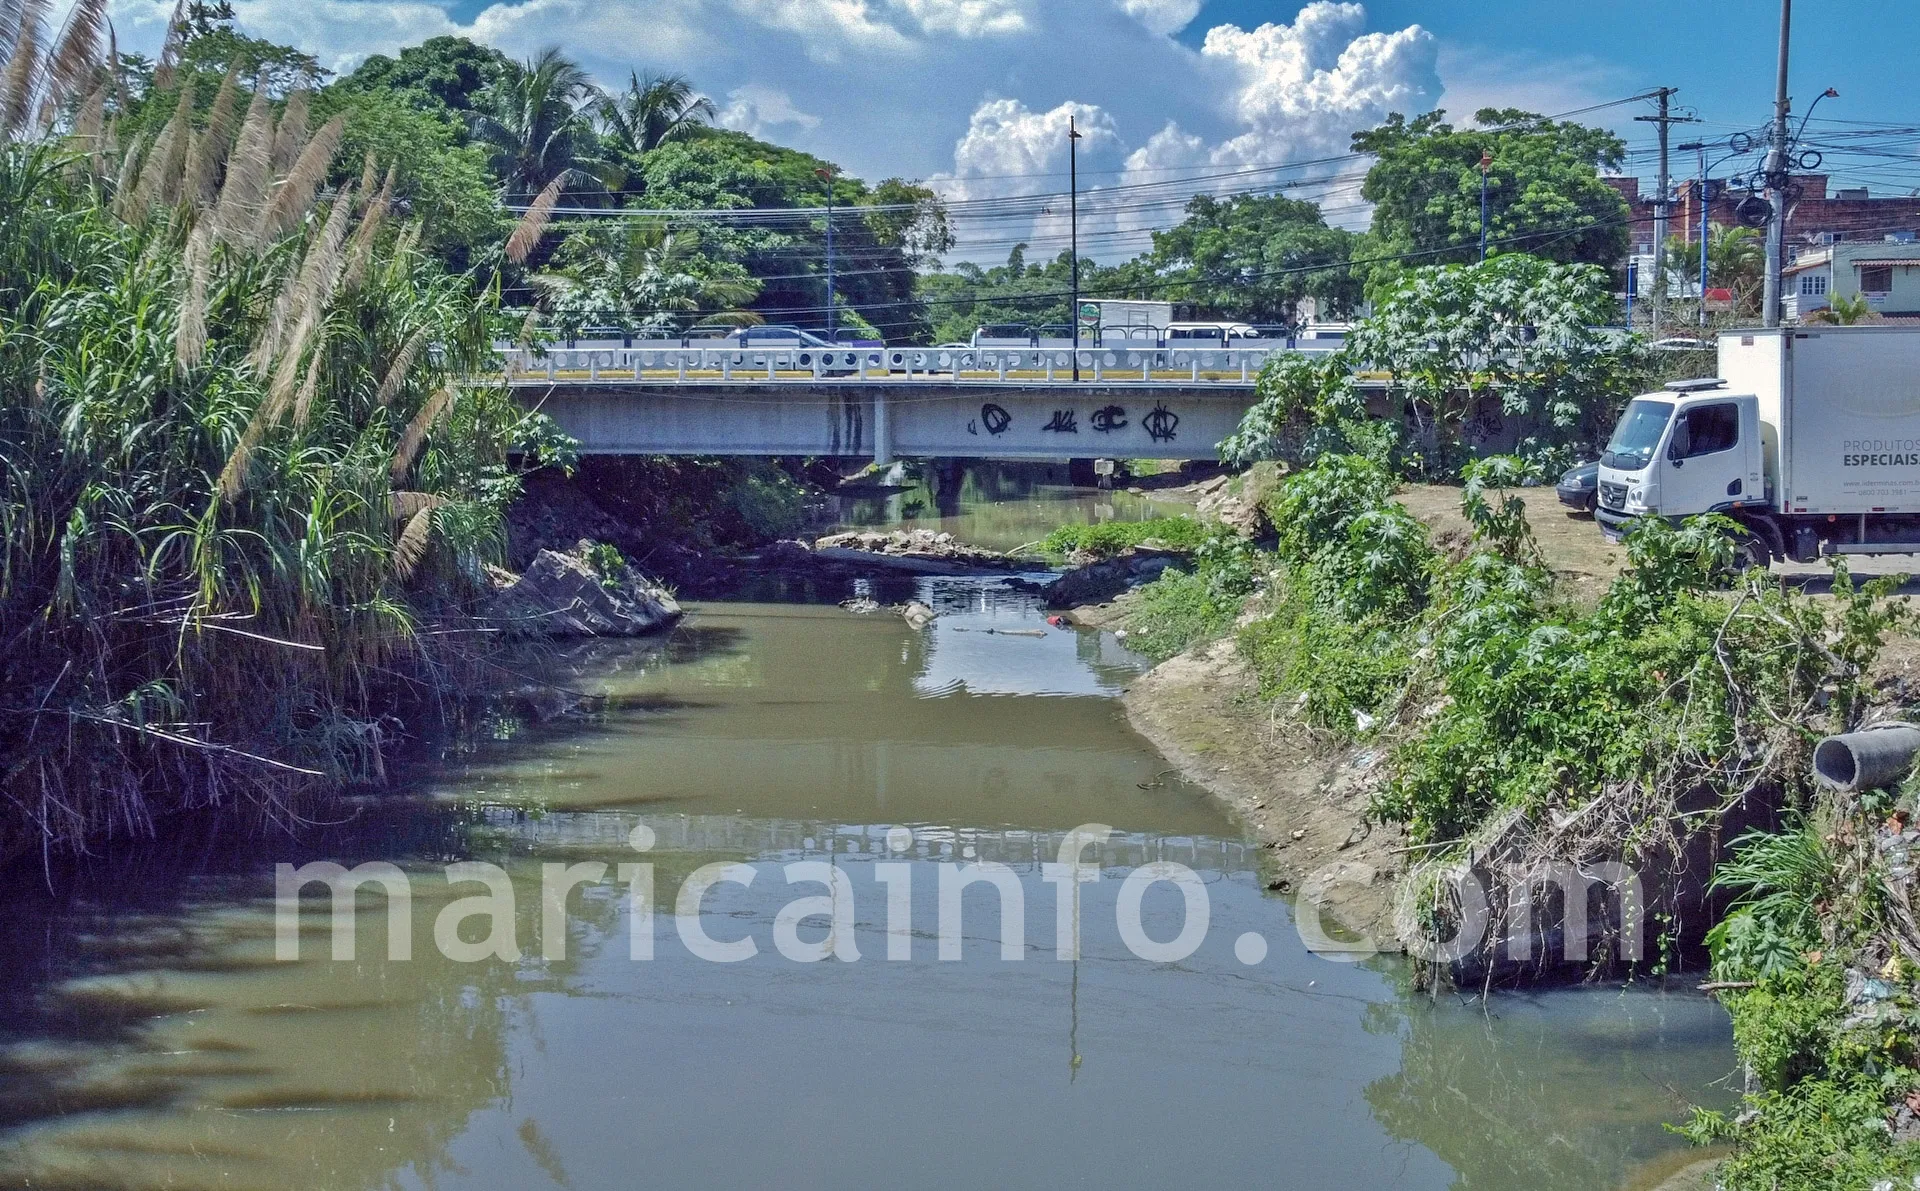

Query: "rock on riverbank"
(810, 529), (1025, 573)
(489, 544), (682, 637)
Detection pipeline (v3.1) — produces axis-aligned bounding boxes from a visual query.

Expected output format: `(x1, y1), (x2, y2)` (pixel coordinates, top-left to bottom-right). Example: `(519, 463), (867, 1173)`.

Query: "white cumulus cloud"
(108, 0), (1610, 259)
(887, 0), (1031, 37)
(717, 84), (822, 136)
(1115, 0), (1199, 37)
(1199, 1), (1438, 166)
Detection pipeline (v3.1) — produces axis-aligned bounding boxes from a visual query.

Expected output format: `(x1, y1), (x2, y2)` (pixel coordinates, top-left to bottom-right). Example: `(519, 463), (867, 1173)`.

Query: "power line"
(511, 208), (1666, 326)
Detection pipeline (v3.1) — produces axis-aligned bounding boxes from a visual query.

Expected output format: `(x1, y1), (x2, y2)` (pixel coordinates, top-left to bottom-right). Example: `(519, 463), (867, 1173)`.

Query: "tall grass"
(0, 6), (556, 857)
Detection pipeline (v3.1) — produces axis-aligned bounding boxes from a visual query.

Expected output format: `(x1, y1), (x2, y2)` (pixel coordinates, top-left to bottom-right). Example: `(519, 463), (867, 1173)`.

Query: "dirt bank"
(1116, 630), (1408, 946)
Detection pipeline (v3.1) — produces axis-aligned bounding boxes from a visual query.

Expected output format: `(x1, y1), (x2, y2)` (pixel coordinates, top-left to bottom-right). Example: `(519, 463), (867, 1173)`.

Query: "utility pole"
(1762, 0), (1792, 328)
(816, 166), (837, 339)
(1069, 115), (1083, 382)
(1636, 88), (1697, 340)
(1478, 148), (1492, 262)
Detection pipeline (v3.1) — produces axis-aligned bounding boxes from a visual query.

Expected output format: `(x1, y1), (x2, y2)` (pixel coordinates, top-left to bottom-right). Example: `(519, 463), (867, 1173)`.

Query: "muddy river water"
(0, 478), (1738, 1189)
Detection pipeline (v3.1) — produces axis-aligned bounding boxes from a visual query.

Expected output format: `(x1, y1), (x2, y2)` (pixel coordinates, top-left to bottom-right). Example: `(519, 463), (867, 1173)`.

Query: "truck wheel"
(1730, 531), (1771, 572)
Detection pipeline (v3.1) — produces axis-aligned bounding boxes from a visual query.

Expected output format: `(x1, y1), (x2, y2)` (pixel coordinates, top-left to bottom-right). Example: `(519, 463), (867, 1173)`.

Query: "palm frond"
(0, 5), (42, 138)
(271, 87), (310, 176)
(174, 223), (212, 371)
(391, 505), (434, 582)
(41, 0), (106, 120)
(375, 323), (430, 405)
(150, 0), (186, 94)
(183, 67), (240, 205)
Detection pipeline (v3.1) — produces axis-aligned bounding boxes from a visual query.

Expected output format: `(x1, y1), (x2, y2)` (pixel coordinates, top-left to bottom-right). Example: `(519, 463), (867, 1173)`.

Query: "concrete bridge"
(501, 345), (1279, 461)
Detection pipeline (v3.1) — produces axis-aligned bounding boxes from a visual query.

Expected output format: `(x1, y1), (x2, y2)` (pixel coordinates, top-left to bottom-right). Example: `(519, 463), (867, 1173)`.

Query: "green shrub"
(724, 463), (809, 540)
(1238, 580), (1411, 732)
(1041, 515), (1209, 561)
(1264, 454), (1396, 565)
(1122, 567), (1241, 662)
(1686, 963), (1920, 1190)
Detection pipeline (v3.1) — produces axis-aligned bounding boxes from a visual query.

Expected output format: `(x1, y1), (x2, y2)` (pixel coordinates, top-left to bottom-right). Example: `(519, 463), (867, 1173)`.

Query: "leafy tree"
(322, 88), (508, 272)
(1227, 255), (1644, 476)
(1808, 291), (1874, 325)
(1348, 254), (1638, 470)
(175, 11), (327, 95)
(1145, 193), (1359, 324)
(469, 48), (607, 196)
(533, 216), (760, 337)
(916, 244), (1092, 343)
(1706, 224), (1765, 315)
(638, 130), (946, 340)
(338, 36), (510, 120)
(599, 72), (715, 167)
(1354, 108), (1631, 293)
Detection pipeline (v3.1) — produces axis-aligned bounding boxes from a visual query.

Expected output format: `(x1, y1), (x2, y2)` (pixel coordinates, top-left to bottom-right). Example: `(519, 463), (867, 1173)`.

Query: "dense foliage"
(0, 10), (563, 856)
(1354, 107), (1632, 295)
(919, 192), (1362, 343)
(1223, 254), (1650, 478)
(1038, 515), (1210, 561)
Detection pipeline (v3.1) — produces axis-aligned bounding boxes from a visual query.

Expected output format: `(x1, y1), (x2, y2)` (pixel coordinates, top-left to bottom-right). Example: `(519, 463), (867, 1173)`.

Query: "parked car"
(1556, 460), (1599, 514)
(693, 324), (836, 348)
(689, 325), (861, 374)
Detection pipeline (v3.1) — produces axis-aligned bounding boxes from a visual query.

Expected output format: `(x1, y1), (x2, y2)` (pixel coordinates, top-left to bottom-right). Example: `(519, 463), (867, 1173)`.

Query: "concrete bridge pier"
(873, 391), (893, 466)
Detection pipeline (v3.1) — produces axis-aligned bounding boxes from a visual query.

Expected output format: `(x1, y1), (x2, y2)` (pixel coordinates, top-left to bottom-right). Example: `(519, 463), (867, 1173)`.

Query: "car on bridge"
(690, 325), (865, 375)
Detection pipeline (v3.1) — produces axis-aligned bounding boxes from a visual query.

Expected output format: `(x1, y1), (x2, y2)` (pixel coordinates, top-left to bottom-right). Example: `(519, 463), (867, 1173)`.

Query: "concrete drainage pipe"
(1813, 723), (1920, 791)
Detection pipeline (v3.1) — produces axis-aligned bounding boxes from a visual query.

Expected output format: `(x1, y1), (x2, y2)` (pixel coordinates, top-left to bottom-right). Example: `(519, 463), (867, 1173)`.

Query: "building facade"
(1780, 242), (1920, 321)
(1610, 174), (1920, 262)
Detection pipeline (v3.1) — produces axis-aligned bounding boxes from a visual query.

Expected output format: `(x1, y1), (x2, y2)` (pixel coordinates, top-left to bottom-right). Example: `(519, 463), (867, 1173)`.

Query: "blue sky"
(106, 1), (1920, 261)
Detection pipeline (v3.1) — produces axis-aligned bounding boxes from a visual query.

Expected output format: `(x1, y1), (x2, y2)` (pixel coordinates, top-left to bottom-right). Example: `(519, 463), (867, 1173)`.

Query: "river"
(0, 479), (1735, 1190)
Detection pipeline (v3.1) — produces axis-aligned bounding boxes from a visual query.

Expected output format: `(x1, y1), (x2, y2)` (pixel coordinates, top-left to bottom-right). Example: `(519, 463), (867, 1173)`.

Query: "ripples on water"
(0, 576), (1733, 1190)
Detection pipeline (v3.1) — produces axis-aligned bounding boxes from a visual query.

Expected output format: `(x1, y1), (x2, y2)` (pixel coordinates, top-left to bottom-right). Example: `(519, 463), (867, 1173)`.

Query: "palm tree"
(599, 72), (715, 158)
(1807, 291), (1874, 325)
(1705, 225), (1766, 316)
(469, 48), (606, 197)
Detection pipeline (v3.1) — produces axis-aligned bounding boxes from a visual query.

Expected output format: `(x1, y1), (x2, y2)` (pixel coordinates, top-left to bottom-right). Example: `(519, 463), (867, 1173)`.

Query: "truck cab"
(1595, 378), (1768, 548)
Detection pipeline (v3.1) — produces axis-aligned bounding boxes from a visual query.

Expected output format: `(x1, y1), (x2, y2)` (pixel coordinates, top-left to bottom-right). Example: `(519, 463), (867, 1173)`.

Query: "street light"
(815, 166), (838, 339)
(1478, 148), (1493, 263)
(1679, 138), (1751, 327)
(1793, 87), (1840, 148)
(1069, 115), (1083, 382)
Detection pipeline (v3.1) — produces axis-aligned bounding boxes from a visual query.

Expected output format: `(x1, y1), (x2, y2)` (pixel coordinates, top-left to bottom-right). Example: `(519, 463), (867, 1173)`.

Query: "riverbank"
(1066, 459), (1920, 1187)
(1118, 634), (1408, 943)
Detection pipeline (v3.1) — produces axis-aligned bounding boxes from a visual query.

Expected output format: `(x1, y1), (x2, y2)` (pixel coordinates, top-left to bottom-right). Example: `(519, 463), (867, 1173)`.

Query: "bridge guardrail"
(500, 345), (1289, 386)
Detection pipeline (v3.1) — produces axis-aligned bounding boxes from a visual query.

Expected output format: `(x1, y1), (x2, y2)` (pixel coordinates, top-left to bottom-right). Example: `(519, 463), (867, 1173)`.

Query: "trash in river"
(950, 627), (1047, 639)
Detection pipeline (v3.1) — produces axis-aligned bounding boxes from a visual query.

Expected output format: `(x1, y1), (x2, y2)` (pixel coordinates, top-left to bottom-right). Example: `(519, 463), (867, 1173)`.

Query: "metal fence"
(498, 344), (1291, 385)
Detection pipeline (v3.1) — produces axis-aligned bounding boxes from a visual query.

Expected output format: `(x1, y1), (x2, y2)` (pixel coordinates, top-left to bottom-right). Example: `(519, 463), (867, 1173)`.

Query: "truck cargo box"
(1720, 326), (1920, 515)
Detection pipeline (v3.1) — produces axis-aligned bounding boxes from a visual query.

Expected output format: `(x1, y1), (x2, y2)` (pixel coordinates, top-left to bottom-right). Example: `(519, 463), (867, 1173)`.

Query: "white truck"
(1092, 300), (1173, 346)
(1597, 326), (1920, 565)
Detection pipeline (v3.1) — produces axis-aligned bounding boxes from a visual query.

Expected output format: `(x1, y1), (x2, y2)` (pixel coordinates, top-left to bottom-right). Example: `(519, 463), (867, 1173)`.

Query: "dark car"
(1556, 460), (1599, 514)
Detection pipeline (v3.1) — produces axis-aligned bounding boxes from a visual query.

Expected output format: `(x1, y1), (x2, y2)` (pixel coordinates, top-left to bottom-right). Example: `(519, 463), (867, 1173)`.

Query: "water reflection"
(0, 578), (1734, 1190)
(912, 576), (1144, 698)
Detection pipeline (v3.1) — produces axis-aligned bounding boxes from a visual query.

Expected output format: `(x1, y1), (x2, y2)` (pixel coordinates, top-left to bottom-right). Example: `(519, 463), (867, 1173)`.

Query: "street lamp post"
(1069, 115), (1083, 382)
(816, 166), (837, 339)
(1478, 148), (1493, 263)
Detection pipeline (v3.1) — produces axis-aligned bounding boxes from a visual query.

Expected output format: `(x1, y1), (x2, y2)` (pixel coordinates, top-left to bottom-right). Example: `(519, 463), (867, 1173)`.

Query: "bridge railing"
(500, 345), (1288, 386)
